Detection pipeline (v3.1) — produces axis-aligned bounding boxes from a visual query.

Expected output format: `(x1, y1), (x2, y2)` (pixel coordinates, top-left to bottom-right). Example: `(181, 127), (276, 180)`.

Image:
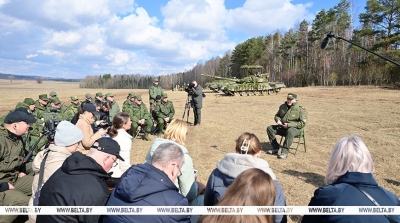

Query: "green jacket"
(122, 99), (134, 113)
(109, 101), (120, 121)
(34, 101), (49, 119)
(155, 101), (175, 119)
(0, 126), (25, 184)
(274, 101), (307, 129)
(149, 85), (164, 104)
(65, 102), (81, 121)
(131, 103), (150, 123)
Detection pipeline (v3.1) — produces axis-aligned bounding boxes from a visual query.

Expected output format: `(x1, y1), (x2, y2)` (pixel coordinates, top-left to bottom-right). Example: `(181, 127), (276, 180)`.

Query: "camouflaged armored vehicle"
(201, 65), (286, 96)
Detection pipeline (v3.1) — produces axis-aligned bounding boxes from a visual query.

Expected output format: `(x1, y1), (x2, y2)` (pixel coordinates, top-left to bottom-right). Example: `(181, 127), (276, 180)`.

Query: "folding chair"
(279, 128), (306, 155)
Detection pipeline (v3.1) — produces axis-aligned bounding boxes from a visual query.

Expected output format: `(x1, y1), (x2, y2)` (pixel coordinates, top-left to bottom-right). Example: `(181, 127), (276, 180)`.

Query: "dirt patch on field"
(1, 80), (399, 222)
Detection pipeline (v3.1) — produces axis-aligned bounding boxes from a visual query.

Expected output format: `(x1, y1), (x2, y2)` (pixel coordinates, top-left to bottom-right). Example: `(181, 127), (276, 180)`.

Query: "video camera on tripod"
(23, 112), (59, 163)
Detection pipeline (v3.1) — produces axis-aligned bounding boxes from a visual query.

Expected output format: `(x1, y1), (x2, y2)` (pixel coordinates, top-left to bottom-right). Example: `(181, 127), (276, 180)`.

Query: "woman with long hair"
(198, 168), (276, 223)
(107, 112), (132, 179)
(204, 132), (287, 223)
(302, 135), (400, 223)
(145, 119), (203, 222)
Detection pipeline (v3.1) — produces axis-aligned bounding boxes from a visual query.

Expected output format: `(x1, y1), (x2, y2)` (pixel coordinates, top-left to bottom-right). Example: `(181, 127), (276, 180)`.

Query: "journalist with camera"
(0, 109), (36, 223)
(185, 81), (203, 126)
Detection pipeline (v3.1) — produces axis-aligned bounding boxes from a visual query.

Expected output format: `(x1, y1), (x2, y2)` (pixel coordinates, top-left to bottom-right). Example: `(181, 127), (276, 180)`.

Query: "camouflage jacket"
(155, 101), (175, 119)
(274, 101), (307, 129)
(65, 103), (81, 121)
(149, 85), (164, 104)
(122, 99), (134, 113)
(109, 101), (120, 121)
(34, 101), (49, 119)
(130, 103), (150, 123)
(0, 126), (25, 184)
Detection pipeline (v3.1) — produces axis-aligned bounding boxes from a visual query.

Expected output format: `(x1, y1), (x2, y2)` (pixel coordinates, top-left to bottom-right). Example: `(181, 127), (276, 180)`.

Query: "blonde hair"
(325, 135), (375, 185)
(235, 132), (262, 155)
(198, 168), (275, 223)
(163, 119), (187, 145)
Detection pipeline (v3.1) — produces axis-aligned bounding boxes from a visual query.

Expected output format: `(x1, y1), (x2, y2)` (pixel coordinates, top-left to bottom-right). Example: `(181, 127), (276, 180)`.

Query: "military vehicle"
(201, 65), (286, 96)
(202, 75), (235, 92)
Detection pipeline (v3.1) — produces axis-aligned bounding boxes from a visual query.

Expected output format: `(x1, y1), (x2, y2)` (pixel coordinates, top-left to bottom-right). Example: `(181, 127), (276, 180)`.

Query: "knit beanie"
(54, 121), (84, 147)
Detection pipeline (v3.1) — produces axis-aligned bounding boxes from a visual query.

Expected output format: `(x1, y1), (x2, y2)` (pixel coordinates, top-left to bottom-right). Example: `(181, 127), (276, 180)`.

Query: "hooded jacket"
(302, 172), (400, 223)
(103, 163), (190, 223)
(204, 153), (287, 223)
(37, 152), (110, 223)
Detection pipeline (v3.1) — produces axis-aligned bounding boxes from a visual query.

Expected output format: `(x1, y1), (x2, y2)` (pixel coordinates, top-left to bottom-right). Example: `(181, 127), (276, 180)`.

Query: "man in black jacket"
(187, 81), (203, 126)
(37, 138), (124, 223)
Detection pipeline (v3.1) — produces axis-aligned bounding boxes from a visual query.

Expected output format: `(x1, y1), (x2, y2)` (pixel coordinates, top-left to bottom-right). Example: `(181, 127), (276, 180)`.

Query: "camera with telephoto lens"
(185, 83), (195, 93)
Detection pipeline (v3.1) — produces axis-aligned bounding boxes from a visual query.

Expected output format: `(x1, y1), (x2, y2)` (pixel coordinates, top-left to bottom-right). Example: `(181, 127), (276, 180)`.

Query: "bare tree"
(8, 76), (14, 82)
(36, 77), (43, 84)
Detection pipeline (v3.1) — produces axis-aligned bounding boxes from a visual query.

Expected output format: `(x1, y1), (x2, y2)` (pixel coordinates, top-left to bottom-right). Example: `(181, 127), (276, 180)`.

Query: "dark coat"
(191, 85), (203, 109)
(103, 163), (190, 223)
(302, 172), (400, 223)
(204, 167), (287, 223)
(37, 152), (110, 223)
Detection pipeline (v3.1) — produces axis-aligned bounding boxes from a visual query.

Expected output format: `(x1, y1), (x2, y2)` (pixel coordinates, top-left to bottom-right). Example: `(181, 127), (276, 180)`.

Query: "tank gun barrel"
(201, 74), (240, 82)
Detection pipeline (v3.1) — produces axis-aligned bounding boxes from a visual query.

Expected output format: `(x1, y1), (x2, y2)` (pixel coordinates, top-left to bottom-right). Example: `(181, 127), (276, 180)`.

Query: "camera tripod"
(182, 94), (192, 124)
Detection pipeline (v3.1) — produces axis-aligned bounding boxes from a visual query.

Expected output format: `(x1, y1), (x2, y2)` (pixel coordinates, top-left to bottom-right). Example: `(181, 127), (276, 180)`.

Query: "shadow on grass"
(282, 169), (325, 188)
(261, 142), (273, 152)
(384, 178), (400, 186)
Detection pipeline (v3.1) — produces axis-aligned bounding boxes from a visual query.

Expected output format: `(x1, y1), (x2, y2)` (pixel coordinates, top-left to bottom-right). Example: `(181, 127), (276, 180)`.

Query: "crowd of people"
(0, 84), (399, 223)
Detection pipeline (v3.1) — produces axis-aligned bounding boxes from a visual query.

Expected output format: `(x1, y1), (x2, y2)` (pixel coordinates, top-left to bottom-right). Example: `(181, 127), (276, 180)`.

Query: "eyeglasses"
(109, 156), (118, 167)
(173, 164), (182, 178)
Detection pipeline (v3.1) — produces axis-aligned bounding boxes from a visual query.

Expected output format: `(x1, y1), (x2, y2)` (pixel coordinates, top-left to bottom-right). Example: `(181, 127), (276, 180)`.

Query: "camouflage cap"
(95, 92), (103, 97)
(128, 92), (136, 98)
(39, 94), (48, 101)
(154, 78), (159, 82)
(161, 93), (168, 98)
(287, 93), (297, 100)
(71, 95), (79, 101)
(105, 93), (114, 97)
(52, 97), (61, 105)
(85, 93), (92, 98)
(23, 98), (35, 105)
(135, 95), (142, 101)
(49, 91), (57, 97)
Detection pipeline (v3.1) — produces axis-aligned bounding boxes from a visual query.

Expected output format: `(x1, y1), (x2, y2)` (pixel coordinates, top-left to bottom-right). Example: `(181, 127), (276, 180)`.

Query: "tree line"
(80, 0), (400, 90)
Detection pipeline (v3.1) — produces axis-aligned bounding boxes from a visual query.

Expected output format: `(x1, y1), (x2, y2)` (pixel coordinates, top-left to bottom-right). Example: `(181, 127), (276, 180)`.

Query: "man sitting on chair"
(266, 93), (307, 159)
(154, 93), (175, 136)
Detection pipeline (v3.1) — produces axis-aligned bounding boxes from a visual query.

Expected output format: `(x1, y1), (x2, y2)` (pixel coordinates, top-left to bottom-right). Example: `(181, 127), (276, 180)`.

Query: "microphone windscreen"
(321, 37), (330, 49)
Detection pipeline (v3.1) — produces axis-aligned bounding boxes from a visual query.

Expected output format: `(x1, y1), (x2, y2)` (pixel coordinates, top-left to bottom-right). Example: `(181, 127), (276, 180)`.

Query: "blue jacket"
(204, 153), (287, 223)
(103, 163), (190, 223)
(302, 172), (400, 223)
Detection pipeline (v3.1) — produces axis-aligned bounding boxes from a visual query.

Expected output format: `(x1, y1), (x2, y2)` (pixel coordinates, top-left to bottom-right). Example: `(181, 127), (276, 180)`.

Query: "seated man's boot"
(143, 132), (150, 141)
(267, 139), (280, 154)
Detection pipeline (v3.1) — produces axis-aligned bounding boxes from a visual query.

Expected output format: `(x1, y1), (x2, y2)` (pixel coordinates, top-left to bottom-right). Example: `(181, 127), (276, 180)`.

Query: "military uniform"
(267, 93), (307, 159)
(0, 111), (36, 223)
(149, 79), (164, 109)
(130, 95), (152, 139)
(154, 93), (175, 133)
(122, 92), (136, 113)
(35, 94), (49, 120)
(65, 95), (81, 121)
(105, 93), (120, 121)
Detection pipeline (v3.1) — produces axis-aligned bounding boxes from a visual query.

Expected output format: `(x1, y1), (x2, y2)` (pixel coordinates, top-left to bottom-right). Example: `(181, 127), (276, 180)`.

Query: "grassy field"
(1, 79), (399, 222)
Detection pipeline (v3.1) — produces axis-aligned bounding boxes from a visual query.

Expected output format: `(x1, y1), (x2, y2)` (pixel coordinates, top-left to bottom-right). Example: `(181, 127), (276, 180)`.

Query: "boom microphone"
(321, 32), (334, 49)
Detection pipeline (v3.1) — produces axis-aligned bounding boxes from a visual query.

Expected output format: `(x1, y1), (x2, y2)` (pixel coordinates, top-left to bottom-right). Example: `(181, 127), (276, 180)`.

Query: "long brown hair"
(235, 132), (262, 155)
(108, 112), (130, 138)
(198, 168), (276, 223)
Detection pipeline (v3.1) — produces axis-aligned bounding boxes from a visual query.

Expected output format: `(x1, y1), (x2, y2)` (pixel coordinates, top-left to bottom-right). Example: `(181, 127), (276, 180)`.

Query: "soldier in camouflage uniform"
(35, 94), (49, 120)
(105, 93), (120, 121)
(84, 93), (93, 104)
(154, 93), (175, 135)
(149, 79), (164, 112)
(266, 93), (307, 159)
(95, 92), (104, 102)
(0, 109), (36, 223)
(128, 95), (152, 141)
(65, 95), (81, 121)
(47, 97), (69, 121)
(122, 92), (136, 113)
(47, 91), (58, 109)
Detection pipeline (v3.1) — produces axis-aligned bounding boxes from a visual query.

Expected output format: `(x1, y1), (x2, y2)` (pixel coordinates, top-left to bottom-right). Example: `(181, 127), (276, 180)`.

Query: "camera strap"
(33, 149), (50, 206)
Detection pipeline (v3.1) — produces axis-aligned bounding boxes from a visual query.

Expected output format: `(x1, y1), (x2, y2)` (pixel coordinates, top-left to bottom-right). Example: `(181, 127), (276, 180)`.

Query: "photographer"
(186, 81), (203, 127)
(0, 109), (36, 223)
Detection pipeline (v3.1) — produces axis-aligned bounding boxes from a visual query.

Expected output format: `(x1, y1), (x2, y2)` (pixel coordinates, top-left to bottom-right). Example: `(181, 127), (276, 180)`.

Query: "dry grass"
(1, 79), (400, 222)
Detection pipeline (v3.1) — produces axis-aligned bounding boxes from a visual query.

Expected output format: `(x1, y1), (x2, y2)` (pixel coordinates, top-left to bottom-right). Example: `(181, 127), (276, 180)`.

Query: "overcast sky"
(0, 0), (365, 79)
